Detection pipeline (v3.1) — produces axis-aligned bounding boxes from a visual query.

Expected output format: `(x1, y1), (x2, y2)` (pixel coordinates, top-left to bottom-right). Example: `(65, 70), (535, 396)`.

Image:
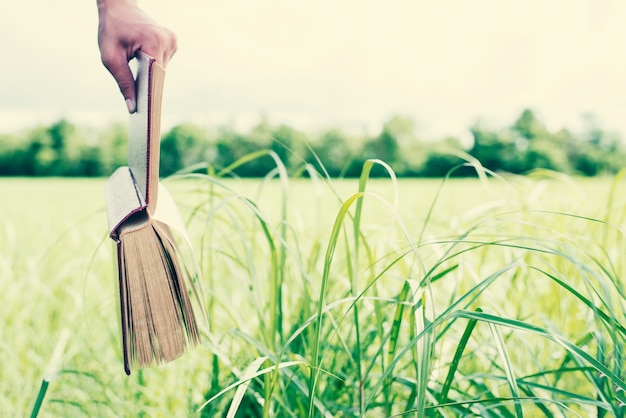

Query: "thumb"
(103, 55), (137, 113)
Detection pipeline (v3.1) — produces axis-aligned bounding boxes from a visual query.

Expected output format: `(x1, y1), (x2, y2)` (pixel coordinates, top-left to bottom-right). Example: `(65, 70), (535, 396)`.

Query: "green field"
(1, 169), (625, 416)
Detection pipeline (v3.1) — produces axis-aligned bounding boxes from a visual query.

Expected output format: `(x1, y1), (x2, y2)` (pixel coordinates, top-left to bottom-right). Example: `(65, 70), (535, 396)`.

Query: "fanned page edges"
(105, 172), (201, 374)
(117, 214), (200, 374)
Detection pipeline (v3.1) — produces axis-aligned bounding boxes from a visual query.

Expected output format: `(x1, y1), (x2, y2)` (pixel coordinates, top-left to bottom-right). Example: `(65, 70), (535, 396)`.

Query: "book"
(105, 52), (200, 375)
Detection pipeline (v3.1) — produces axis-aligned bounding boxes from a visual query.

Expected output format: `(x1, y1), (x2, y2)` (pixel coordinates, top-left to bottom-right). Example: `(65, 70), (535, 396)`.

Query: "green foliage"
(96, 122), (129, 175)
(309, 129), (359, 177)
(5, 155), (626, 416)
(160, 123), (212, 176)
(0, 132), (28, 175)
(269, 124), (309, 173)
(512, 108), (548, 140)
(1, 108), (625, 177)
(470, 124), (526, 173)
(215, 126), (275, 177)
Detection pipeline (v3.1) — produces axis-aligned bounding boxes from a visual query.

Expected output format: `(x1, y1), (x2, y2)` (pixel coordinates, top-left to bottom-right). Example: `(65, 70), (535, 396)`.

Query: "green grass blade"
(439, 308), (481, 403)
(226, 356), (268, 418)
(488, 322), (523, 418)
(387, 283), (411, 368)
(308, 191), (365, 416)
(197, 361), (305, 413)
(529, 266), (626, 336)
(453, 310), (626, 393)
(30, 379), (50, 418)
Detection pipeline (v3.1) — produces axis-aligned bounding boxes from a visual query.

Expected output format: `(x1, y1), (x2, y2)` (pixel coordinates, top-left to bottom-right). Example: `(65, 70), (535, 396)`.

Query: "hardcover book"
(105, 52), (200, 375)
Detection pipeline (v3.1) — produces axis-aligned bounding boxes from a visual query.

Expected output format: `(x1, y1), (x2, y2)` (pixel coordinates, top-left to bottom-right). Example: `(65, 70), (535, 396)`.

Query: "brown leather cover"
(106, 52), (165, 236)
(128, 52), (165, 215)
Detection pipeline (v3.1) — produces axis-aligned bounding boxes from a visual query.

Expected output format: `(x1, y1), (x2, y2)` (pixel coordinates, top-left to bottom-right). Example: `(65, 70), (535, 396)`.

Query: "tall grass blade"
(388, 283), (411, 371)
(225, 356), (268, 418)
(414, 290), (433, 418)
(387, 282), (412, 415)
(452, 310), (626, 393)
(602, 167), (626, 246)
(530, 266), (626, 336)
(488, 321), (523, 418)
(30, 380), (49, 418)
(215, 149), (273, 178)
(439, 308), (481, 404)
(198, 361), (305, 413)
(308, 191), (365, 416)
(30, 328), (70, 417)
(352, 158), (398, 414)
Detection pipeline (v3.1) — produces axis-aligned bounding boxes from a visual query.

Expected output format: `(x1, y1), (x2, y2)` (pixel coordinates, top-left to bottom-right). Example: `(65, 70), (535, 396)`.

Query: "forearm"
(97, 0), (139, 30)
(97, 0), (138, 9)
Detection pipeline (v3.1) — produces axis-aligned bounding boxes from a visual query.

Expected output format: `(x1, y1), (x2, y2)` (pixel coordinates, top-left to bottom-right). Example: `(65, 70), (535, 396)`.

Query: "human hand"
(97, 0), (177, 113)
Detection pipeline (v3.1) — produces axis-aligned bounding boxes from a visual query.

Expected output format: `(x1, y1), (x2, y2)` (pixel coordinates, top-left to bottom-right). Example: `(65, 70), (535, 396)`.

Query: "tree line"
(1, 109), (624, 178)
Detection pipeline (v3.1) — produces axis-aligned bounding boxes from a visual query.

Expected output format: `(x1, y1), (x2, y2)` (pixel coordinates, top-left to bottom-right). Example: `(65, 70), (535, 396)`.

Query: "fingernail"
(126, 98), (136, 113)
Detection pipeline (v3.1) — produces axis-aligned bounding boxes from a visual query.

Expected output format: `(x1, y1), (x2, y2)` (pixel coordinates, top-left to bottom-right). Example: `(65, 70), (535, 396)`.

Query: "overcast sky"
(1, 0), (624, 139)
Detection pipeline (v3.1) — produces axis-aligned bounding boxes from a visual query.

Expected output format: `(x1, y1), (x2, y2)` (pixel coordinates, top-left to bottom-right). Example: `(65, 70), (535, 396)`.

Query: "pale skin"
(97, 0), (177, 113)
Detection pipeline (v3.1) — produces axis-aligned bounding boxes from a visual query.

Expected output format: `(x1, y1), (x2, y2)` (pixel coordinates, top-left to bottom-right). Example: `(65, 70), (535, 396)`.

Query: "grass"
(1, 156), (625, 417)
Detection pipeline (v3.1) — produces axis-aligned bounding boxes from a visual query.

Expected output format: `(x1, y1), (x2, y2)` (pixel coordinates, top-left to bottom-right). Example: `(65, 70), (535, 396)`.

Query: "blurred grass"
(0, 170), (625, 416)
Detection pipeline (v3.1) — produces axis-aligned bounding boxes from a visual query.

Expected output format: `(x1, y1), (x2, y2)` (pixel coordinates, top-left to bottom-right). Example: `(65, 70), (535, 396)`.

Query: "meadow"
(1, 160), (625, 417)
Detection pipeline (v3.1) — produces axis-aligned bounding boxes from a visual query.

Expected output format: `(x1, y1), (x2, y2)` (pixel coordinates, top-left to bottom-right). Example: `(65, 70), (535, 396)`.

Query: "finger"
(141, 29), (177, 68)
(102, 54), (137, 113)
(162, 31), (178, 67)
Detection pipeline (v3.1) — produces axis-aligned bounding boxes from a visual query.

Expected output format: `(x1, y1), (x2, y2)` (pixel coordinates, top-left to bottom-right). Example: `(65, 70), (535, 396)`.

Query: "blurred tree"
(421, 153), (467, 177)
(401, 140), (429, 177)
(270, 124), (310, 174)
(512, 108), (548, 140)
(47, 119), (85, 175)
(79, 144), (104, 176)
(469, 110), (577, 175)
(0, 133), (28, 175)
(509, 109), (570, 172)
(469, 123), (524, 173)
(569, 116), (625, 175)
(310, 129), (358, 177)
(0, 111), (624, 178)
(24, 126), (55, 175)
(215, 124), (274, 177)
(524, 136), (570, 172)
(361, 132), (399, 169)
(360, 115), (418, 176)
(160, 123), (213, 176)
(381, 115), (417, 146)
(97, 122), (128, 176)
(419, 137), (470, 177)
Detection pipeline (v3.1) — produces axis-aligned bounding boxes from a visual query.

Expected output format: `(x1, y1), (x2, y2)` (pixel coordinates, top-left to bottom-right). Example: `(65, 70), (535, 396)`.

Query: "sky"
(1, 0), (625, 140)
